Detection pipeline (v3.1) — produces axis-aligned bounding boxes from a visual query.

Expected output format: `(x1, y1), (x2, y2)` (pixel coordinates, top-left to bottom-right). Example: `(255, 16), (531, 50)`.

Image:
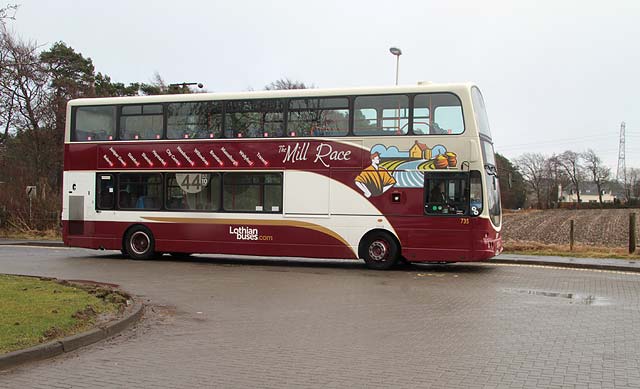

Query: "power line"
(498, 136), (615, 151)
(497, 128), (640, 151)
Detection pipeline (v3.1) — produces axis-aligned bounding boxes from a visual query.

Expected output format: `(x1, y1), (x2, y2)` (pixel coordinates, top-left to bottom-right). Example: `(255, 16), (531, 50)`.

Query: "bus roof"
(68, 82), (477, 106)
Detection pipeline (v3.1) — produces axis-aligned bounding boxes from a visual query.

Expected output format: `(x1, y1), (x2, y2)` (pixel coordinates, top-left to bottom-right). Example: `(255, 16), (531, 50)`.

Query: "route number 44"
(176, 173), (209, 194)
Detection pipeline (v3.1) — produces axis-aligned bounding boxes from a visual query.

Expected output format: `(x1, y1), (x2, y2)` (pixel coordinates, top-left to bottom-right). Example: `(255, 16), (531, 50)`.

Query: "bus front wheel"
(361, 232), (399, 270)
(124, 225), (156, 260)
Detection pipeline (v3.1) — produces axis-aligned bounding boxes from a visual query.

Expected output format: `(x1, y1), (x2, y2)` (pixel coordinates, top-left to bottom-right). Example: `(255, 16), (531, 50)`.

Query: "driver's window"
(469, 170), (483, 216)
(425, 173), (469, 215)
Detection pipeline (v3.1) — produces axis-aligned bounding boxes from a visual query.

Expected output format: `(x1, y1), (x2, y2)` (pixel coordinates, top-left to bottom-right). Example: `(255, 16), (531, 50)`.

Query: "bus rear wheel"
(362, 232), (399, 270)
(124, 225), (156, 260)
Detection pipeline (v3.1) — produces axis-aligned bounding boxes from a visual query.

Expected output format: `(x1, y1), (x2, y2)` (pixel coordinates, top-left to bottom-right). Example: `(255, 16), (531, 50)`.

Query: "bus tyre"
(124, 226), (156, 260)
(362, 232), (399, 270)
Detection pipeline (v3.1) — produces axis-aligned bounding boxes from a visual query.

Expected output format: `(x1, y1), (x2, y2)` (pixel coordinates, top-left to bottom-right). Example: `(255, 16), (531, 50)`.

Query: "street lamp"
(169, 82), (204, 89)
(389, 47), (402, 85)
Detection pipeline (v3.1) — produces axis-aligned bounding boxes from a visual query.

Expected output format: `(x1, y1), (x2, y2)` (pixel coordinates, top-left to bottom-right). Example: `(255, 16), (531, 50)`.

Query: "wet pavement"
(3, 238), (640, 272)
(497, 253), (640, 272)
(1, 246), (640, 388)
(0, 239), (64, 247)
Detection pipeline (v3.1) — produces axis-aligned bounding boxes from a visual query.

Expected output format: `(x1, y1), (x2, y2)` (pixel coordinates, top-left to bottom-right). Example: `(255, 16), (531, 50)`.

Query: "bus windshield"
(471, 86), (491, 139)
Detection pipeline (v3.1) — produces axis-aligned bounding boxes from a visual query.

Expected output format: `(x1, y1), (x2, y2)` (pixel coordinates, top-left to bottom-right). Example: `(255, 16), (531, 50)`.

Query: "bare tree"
(515, 153), (547, 208)
(582, 149), (611, 205)
(264, 78), (314, 90)
(541, 154), (568, 208)
(556, 150), (584, 207)
(627, 167), (640, 201)
(0, 4), (18, 25)
(0, 28), (61, 231)
(0, 4), (20, 138)
(0, 27), (51, 133)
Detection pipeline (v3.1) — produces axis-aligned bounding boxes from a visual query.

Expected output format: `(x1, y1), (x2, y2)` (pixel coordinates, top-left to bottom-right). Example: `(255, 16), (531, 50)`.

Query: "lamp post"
(169, 82), (204, 90)
(389, 47), (402, 85)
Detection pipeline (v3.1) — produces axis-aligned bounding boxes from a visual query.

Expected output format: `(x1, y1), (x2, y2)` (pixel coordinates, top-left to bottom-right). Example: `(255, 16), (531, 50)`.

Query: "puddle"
(503, 288), (612, 306)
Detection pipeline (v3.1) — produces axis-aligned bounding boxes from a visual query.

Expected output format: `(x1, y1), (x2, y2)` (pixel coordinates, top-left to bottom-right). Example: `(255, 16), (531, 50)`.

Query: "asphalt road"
(1, 246), (640, 388)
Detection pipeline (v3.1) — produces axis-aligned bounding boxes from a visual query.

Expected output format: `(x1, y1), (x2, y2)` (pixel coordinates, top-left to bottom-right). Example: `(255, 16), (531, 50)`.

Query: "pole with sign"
(26, 186), (36, 223)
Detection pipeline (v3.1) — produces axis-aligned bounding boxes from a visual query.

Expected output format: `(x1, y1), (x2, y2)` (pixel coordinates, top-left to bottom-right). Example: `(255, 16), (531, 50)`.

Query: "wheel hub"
(130, 231), (150, 255)
(368, 240), (389, 262)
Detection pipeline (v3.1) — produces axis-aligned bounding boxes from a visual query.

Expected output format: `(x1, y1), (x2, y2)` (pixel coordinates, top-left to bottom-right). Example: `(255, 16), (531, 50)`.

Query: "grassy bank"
(0, 228), (61, 241)
(504, 241), (640, 260)
(0, 275), (127, 354)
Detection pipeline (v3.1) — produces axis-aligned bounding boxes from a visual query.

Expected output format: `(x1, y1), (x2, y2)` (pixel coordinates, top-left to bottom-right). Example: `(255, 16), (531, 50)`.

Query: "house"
(409, 140), (431, 159)
(559, 182), (618, 203)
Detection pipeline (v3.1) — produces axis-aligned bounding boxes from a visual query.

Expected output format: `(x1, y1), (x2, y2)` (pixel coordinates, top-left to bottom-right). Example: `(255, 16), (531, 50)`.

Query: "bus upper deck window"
(74, 106), (116, 142)
(224, 100), (284, 138)
(288, 97), (349, 137)
(413, 93), (464, 135)
(167, 102), (222, 139)
(354, 95), (409, 136)
(119, 105), (164, 140)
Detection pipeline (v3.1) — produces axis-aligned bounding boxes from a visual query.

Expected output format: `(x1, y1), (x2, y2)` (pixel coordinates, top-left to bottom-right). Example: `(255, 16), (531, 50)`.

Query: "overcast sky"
(7, 0), (640, 171)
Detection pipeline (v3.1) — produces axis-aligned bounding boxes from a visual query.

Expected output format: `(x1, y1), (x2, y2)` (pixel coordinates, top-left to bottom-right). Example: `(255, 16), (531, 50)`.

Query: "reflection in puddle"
(503, 289), (612, 306)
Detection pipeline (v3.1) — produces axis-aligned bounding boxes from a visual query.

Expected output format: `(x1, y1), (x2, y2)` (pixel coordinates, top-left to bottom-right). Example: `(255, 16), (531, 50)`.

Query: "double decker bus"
(62, 82), (502, 270)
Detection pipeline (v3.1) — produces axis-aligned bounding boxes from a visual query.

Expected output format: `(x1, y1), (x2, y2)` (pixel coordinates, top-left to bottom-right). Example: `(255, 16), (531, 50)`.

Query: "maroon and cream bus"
(62, 83), (502, 269)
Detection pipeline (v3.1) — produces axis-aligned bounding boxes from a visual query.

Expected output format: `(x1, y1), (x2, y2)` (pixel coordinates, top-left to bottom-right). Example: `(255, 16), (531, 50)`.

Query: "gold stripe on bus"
(141, 216), (355, 256)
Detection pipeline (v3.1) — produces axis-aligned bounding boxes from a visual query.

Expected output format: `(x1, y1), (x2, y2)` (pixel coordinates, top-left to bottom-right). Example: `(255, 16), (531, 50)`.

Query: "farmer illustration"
(355, 152), (396, 198)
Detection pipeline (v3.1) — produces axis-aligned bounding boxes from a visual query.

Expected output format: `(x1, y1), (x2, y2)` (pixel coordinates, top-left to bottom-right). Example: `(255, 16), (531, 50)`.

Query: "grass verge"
(504, 241), (640, 260)
(0, 275), (128, 354)
(0, 228), (61, 241)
